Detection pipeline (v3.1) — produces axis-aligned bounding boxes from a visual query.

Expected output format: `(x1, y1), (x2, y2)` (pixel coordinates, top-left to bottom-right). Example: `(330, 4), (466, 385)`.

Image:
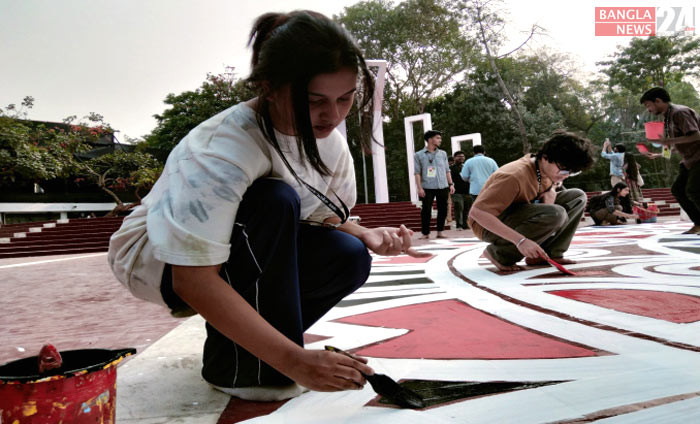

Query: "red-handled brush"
(542, 255), (577, 276)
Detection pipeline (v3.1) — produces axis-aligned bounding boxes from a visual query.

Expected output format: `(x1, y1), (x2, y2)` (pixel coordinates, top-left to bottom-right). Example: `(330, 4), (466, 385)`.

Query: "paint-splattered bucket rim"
(0, 348), (136, 384)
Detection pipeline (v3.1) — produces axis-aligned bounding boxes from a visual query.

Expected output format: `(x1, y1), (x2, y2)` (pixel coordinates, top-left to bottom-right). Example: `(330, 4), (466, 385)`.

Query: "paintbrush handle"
(324, 346), (360, 364)
(325, 345), (373, 378)
(324, 345), (425, 409)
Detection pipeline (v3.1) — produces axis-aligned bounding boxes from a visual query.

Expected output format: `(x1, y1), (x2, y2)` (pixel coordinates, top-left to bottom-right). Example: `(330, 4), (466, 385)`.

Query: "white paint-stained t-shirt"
(108, 102), (356, 306)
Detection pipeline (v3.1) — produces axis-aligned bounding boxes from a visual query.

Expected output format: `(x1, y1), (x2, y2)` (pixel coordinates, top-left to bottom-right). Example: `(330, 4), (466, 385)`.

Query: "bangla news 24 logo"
(595, 6), (696, 36)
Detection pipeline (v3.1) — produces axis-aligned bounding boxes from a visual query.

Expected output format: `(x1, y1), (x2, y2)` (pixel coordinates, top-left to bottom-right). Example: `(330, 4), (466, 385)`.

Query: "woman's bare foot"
(483, 249), (524, 272)
(420, 234), (430, 240)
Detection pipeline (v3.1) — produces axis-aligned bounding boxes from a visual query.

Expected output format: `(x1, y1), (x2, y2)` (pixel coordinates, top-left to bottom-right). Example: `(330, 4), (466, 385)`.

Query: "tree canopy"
(145, 67), (255, 158)
(7, 3), (700, 203)
(335, 0), (476, 119)
(598, 35), (700, 92)
(1, 98), (163, 209)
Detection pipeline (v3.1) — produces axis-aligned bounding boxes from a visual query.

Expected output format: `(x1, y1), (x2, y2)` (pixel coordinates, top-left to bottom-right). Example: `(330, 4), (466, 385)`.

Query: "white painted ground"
(117, 221), (700, 423)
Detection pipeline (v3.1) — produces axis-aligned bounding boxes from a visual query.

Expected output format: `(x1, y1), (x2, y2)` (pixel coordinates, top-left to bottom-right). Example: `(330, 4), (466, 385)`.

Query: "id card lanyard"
(261, 110), (350, 227)
(275, 144), (349, 227)
(533, 158), (553, 204)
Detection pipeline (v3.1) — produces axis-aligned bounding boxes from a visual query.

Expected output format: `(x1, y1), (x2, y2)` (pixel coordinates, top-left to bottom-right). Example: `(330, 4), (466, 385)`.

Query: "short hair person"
(108, 10), (429, 401)
(640, 86), (700, 234)
(414, 130), (455, 239)
(468, 131), (595, 272)
(450, 150), (470, 229)
(460, 144), (499, 201)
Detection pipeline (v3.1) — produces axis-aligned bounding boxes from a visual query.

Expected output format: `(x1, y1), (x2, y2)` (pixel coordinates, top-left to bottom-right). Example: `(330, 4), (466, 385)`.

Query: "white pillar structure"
(450, 133), (482, 155)
(366, 60), (389, 203)
(404, 114), (433, 203)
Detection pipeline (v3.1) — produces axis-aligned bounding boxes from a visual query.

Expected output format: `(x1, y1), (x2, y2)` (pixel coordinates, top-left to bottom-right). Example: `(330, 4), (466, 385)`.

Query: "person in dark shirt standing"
(450, 151), (470, 229)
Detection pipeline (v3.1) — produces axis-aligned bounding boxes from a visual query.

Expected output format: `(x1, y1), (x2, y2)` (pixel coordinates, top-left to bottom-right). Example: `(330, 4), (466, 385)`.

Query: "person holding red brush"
(468, 131), (595, 272)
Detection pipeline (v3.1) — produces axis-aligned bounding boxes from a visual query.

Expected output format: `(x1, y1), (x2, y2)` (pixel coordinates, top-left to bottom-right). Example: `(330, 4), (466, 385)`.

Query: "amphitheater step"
(0, 188), (682, 259)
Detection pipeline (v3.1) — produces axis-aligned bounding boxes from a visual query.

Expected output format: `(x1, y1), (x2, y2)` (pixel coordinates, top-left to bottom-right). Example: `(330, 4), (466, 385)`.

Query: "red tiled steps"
(0, 217), (124, 259)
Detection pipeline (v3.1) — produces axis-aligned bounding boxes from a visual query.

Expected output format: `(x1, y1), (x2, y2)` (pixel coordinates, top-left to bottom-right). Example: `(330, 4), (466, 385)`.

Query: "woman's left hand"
(360, 224), (432, 258)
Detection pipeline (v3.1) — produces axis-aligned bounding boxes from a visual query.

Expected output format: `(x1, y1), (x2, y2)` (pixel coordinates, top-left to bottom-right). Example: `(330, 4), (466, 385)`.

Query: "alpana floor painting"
(128, 221), (700, 424)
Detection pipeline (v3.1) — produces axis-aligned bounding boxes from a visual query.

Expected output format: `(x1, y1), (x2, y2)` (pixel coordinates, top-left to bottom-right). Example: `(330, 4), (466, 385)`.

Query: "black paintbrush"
(325, 345), (425, 409)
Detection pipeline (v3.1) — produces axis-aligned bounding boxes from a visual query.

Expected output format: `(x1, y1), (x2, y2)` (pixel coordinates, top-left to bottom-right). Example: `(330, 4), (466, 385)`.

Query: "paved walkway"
(0, 253), (181, 366)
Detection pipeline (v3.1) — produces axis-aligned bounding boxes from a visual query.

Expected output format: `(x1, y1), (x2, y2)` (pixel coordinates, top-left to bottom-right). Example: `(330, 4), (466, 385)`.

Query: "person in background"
(641, 86), (700, 235)
(587, 182), (639, 226)
(468, 131), (594, 272)
(460, 144), (498, 202)
(450, 151), (470, 229)
(447, 155), (455, 223)
(623, 152), (644, 204)
(414, 130), (455, 239)
(601, 138), (625, 188)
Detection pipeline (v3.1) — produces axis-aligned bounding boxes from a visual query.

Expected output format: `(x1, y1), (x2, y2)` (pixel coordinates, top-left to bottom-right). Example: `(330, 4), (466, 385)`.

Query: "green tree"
(0, 99), (92, 187)
(455, 0), (544, 154)
(598, 35), (700, 92)
(336, 0), (476, 119)
(1, 98), (164, 205)
(513, 51), (596, 133)
(79, 150), (162, 214)
(337, 0), (478, 201)
(427, 74), (518, 168)
(145, 67), (255, 158)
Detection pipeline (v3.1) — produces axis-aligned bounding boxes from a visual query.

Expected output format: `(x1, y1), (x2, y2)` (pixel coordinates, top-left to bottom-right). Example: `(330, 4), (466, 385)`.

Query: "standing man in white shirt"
(460, 144), (498, 201)
(414, 130), (454, 239)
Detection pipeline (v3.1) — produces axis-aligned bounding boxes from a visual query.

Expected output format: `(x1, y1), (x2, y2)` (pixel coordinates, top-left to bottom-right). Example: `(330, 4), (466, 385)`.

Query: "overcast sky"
(1, 0), (696, 140)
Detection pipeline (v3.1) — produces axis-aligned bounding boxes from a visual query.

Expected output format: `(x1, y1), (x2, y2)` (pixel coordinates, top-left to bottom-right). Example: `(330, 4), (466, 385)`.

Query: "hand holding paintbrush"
(325, 345), (425, 409)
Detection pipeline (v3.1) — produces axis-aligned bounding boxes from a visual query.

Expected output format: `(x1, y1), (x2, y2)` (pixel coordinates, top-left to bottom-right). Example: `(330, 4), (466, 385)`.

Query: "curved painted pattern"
(219, 221), (700, 423)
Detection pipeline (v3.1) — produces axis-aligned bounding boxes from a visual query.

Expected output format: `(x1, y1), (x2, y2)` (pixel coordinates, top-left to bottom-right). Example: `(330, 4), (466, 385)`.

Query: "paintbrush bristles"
(324, 345), (425, 409)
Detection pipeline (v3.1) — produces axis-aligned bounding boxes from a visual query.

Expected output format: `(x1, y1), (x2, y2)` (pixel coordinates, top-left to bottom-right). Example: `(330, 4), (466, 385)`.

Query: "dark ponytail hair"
(610, 181), (629, 197)
(247, 11), (375, 176)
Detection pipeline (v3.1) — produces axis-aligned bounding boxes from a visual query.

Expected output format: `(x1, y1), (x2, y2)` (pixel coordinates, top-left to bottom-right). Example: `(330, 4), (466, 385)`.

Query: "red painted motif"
(337, 299), (600, 359)
(550, 289), (700, 323)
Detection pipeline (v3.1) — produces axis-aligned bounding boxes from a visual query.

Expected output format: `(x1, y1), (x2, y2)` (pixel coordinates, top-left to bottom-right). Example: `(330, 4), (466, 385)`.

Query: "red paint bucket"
(0, 348), (135, 423)
(644, 121), (664, 140)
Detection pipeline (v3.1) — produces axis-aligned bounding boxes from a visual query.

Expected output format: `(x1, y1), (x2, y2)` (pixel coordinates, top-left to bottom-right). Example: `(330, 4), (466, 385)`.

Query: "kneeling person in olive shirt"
(468, 131), (595, 272)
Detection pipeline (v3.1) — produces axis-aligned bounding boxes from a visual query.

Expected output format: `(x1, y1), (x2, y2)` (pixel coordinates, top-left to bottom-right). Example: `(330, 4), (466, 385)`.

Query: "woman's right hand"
(284, 348), (374, 392)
